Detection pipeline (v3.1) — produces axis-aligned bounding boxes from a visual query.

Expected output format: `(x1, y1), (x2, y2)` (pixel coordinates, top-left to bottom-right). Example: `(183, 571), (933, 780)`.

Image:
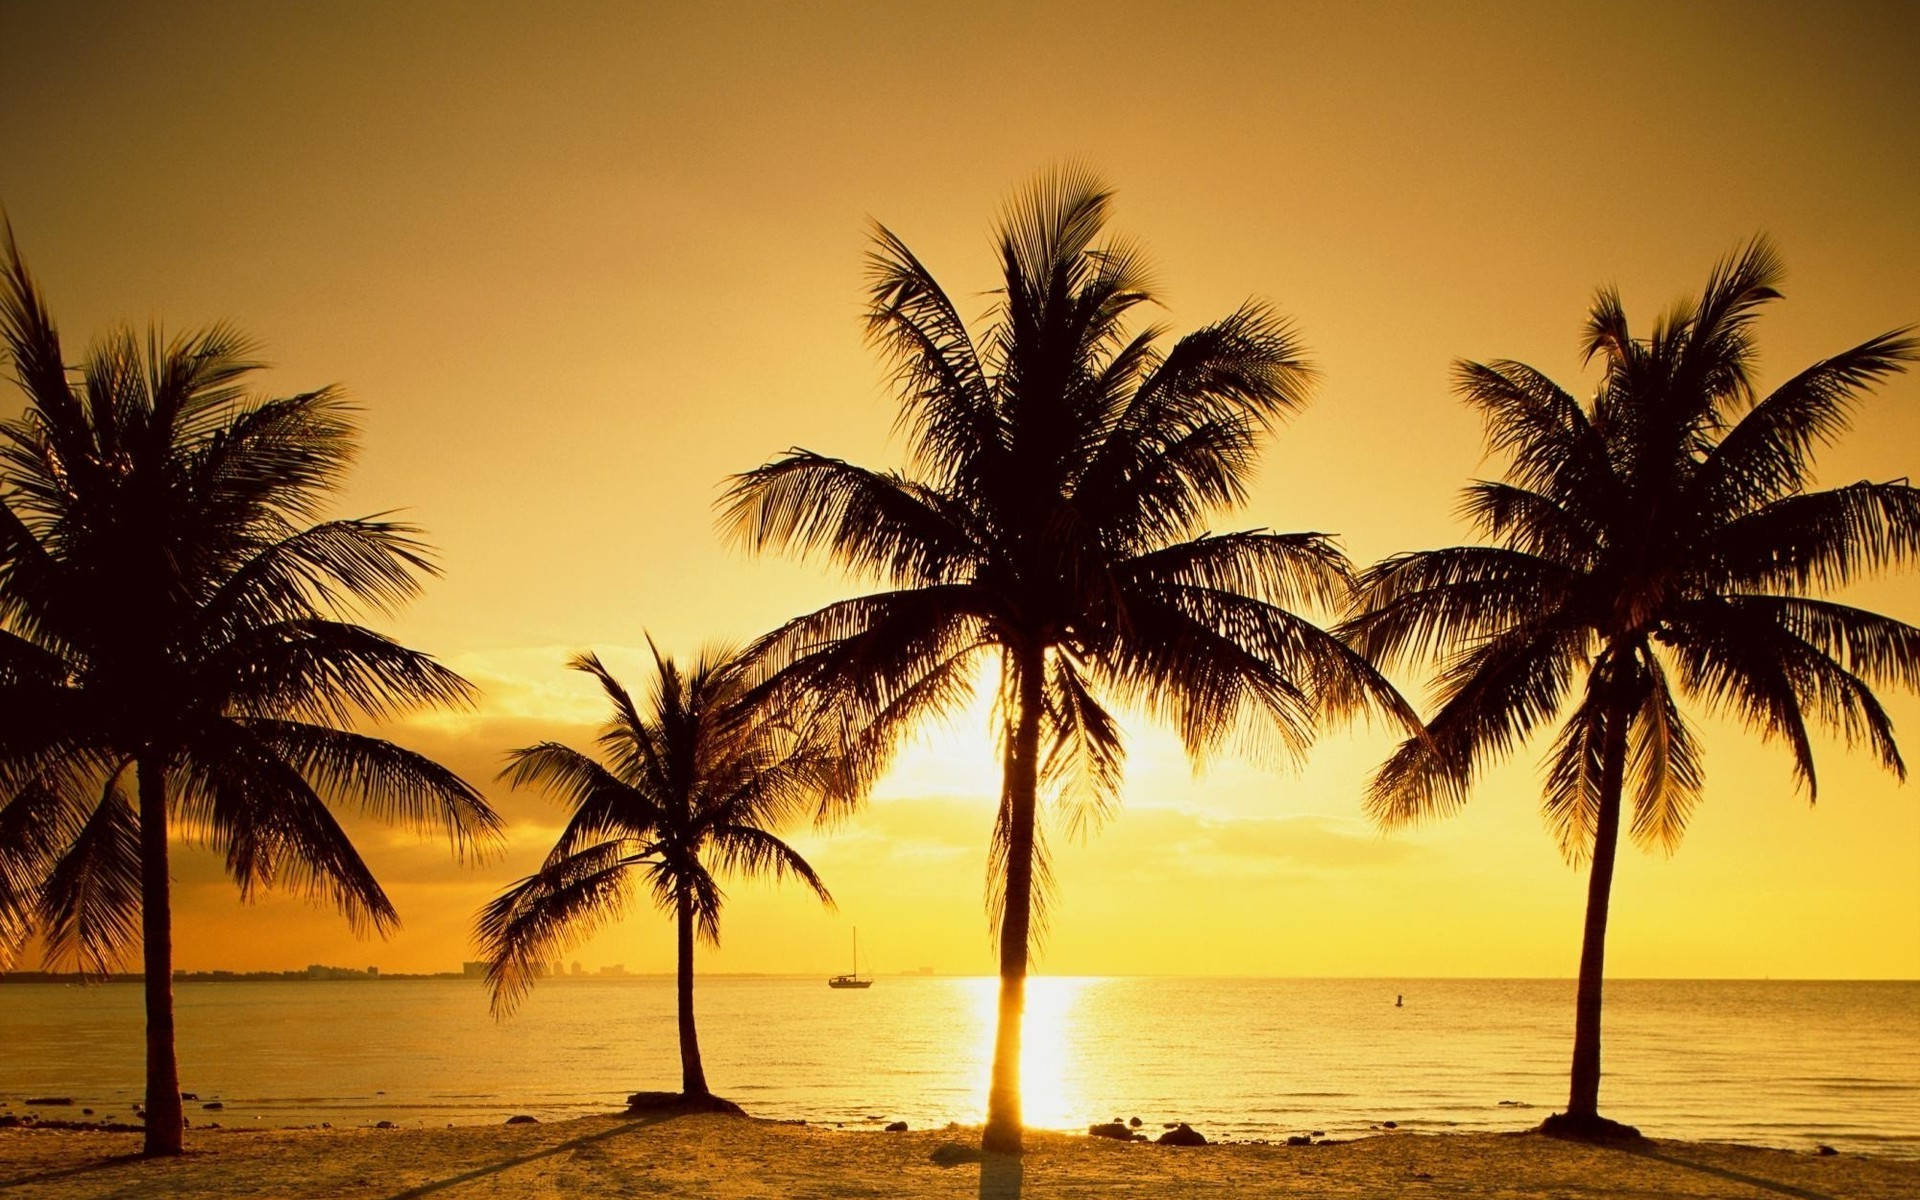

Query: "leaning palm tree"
(0, 228), (501, 1155)
(1343, 237), (1918, 1137)
(477, 646), (837, 1100)
(722, 169), (1416, 1152)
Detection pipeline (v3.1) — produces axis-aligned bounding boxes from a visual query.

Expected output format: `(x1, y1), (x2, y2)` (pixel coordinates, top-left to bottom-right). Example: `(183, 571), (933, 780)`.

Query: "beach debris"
(25, 1097), (72, 1106)
(1088, 1122), (1133, 1141)
(1498, 1100), (1525, 1107)
(202, 1101), (224, 1111)
(81, 1108), (93, 1116)
(1128, 1116), (1142, 1127)
(1157, 1123), (1209, 1146)
(1311, 1130), (1325, 1136)
(181, 1092), (198, 1101)
(1816, 1144), (1838, 1156)
(1287, 1135), (1312, 1146)
(506, 1114), (539, 1125)
(375, 1120), (398, 1129)
(885, 1121), (908, 1132)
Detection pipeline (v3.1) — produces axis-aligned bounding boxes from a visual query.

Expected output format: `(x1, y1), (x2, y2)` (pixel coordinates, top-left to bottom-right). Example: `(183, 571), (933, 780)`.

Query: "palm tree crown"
(477, 646), (837, 1096)
(0, 227), (499, 1153)
(722, 169), (1414, 1150)
(1343, 236), (1919, 1128)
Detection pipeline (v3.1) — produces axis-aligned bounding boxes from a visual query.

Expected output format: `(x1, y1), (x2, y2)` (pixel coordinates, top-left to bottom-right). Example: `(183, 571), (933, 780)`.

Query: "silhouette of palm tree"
(477, 646), (836, 1098)
(0, 228), (500, 1155)
(1343, 237), (1919, 1136)
(723, 169), (1416, 1152)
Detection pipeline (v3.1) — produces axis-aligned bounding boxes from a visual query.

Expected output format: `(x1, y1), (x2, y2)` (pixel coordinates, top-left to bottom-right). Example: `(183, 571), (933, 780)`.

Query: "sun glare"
(967, 975), (1093, 1130)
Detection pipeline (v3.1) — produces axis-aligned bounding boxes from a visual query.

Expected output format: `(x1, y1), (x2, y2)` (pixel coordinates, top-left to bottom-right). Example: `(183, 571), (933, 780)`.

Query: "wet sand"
(2, 1112), (1913, 1199)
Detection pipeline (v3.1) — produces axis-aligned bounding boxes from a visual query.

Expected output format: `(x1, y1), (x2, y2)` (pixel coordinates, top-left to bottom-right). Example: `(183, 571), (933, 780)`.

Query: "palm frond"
(35, 768), (141, 974)
(1120, 530), (1350, 617)
(1625, 655), (1703, 854)
(1367, 618), (1589, 827)
(1699, 329), (1917, 518)
(718, 451), (982, 586)
(0, 770), (96, 966)
(1343, 545), (1577, 672)
(476, 839), (643, 1016)
(1662, 598), (1906, 797)
(215, 619), (476, 724)
(1042, 654), (1125, 839)
(863, 223), (1000, 492)
(709, 823), (833, 906)
(240, 718), (500, 857)
(1706, 480), (1920, 593)
(1541, 676), (1613, 864)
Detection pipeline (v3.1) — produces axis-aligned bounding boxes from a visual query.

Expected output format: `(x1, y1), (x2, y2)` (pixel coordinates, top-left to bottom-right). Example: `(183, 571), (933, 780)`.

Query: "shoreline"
(6, 1098), (1917, 1163)
(4, 1112), (1919, 1199)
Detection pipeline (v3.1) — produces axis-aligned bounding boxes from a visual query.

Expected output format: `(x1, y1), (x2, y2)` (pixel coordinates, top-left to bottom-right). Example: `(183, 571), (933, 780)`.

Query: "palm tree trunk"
(1565, 691), (1632, 1126)
(137, 757), (184, 1156)
(982, 642), (1044, 1155)
(675, 883), (710, 1097)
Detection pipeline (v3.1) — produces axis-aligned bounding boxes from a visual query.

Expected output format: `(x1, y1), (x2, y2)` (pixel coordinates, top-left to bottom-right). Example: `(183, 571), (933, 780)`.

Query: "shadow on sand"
(0, 1150), (148, 1190)
(929, 1141), (1024, 1200)
(381, 1111), (676, 1200)
(1614, 1142), (1839, 1200)
(978, 1151), (1024, 1200)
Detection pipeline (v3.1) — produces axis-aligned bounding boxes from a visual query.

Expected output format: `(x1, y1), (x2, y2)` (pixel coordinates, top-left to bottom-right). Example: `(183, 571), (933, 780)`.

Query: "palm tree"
(476, 646), (837, 1100)
(0, 228), (501, 1155)
(721, 169), (1417, 1152)
(1342, 237), (1919, 1137)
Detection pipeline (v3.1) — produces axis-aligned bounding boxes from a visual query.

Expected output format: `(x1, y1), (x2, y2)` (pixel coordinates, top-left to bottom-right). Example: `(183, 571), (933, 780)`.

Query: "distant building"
(305, 964), (376, 980)
(598, 963), (628, 977)
(571, 961), (585, 977)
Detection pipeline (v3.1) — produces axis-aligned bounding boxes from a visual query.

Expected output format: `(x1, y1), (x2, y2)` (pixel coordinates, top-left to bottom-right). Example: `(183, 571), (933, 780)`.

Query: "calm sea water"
(3, 977), (1916, 1157)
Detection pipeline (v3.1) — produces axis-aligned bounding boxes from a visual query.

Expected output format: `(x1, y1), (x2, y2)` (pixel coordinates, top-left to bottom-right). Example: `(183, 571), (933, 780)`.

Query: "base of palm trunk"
(980, 1121), (1023, 1154)
(1538, 1110), (1642, 1141)
(624, 1090), (745, 1117)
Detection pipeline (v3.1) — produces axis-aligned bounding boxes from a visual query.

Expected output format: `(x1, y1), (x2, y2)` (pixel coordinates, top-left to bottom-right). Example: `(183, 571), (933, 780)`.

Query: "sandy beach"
(2, 1112), (1915, 1199)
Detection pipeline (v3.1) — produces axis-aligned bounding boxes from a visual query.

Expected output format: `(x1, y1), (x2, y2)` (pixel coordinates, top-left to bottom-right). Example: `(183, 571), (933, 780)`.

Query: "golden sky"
(2, 1), (1916, 979)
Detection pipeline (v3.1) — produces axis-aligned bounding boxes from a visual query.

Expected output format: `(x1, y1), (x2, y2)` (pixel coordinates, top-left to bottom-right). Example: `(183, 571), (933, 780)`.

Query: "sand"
(1, 1113), (1914, 1199)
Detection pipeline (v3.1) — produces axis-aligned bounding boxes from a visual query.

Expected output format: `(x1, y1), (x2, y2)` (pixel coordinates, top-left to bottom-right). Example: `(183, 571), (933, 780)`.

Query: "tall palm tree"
(722, 170), (1417, 1152)
(476, 646), (837, 1100)
(0, 229), (501, 1155)
(1343, 237), (1919, 1137)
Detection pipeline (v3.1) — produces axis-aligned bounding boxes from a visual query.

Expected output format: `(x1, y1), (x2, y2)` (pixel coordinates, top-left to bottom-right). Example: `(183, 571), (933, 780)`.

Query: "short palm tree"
(476, 646), (837, 1100)
(722, 170), (1416, 1152)
(1343, 237), (1918, 1136)
(0, 229), (501, 1155)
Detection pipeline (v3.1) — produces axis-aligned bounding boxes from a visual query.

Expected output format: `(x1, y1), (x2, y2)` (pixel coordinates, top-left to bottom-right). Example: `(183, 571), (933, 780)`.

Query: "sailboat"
(827, 926), (873, 989)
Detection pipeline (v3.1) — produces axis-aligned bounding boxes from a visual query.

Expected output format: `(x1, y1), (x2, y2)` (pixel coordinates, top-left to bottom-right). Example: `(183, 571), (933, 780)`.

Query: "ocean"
(3, 977), (1916, 1157)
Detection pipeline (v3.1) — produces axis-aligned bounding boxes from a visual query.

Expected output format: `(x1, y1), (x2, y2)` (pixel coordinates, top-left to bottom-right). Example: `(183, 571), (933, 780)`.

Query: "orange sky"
(2, 0), (1916, 979)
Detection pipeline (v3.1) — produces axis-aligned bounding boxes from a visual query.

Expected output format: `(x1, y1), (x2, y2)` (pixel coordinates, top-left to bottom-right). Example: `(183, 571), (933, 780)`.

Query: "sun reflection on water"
(966, 975), (1094, 1130)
